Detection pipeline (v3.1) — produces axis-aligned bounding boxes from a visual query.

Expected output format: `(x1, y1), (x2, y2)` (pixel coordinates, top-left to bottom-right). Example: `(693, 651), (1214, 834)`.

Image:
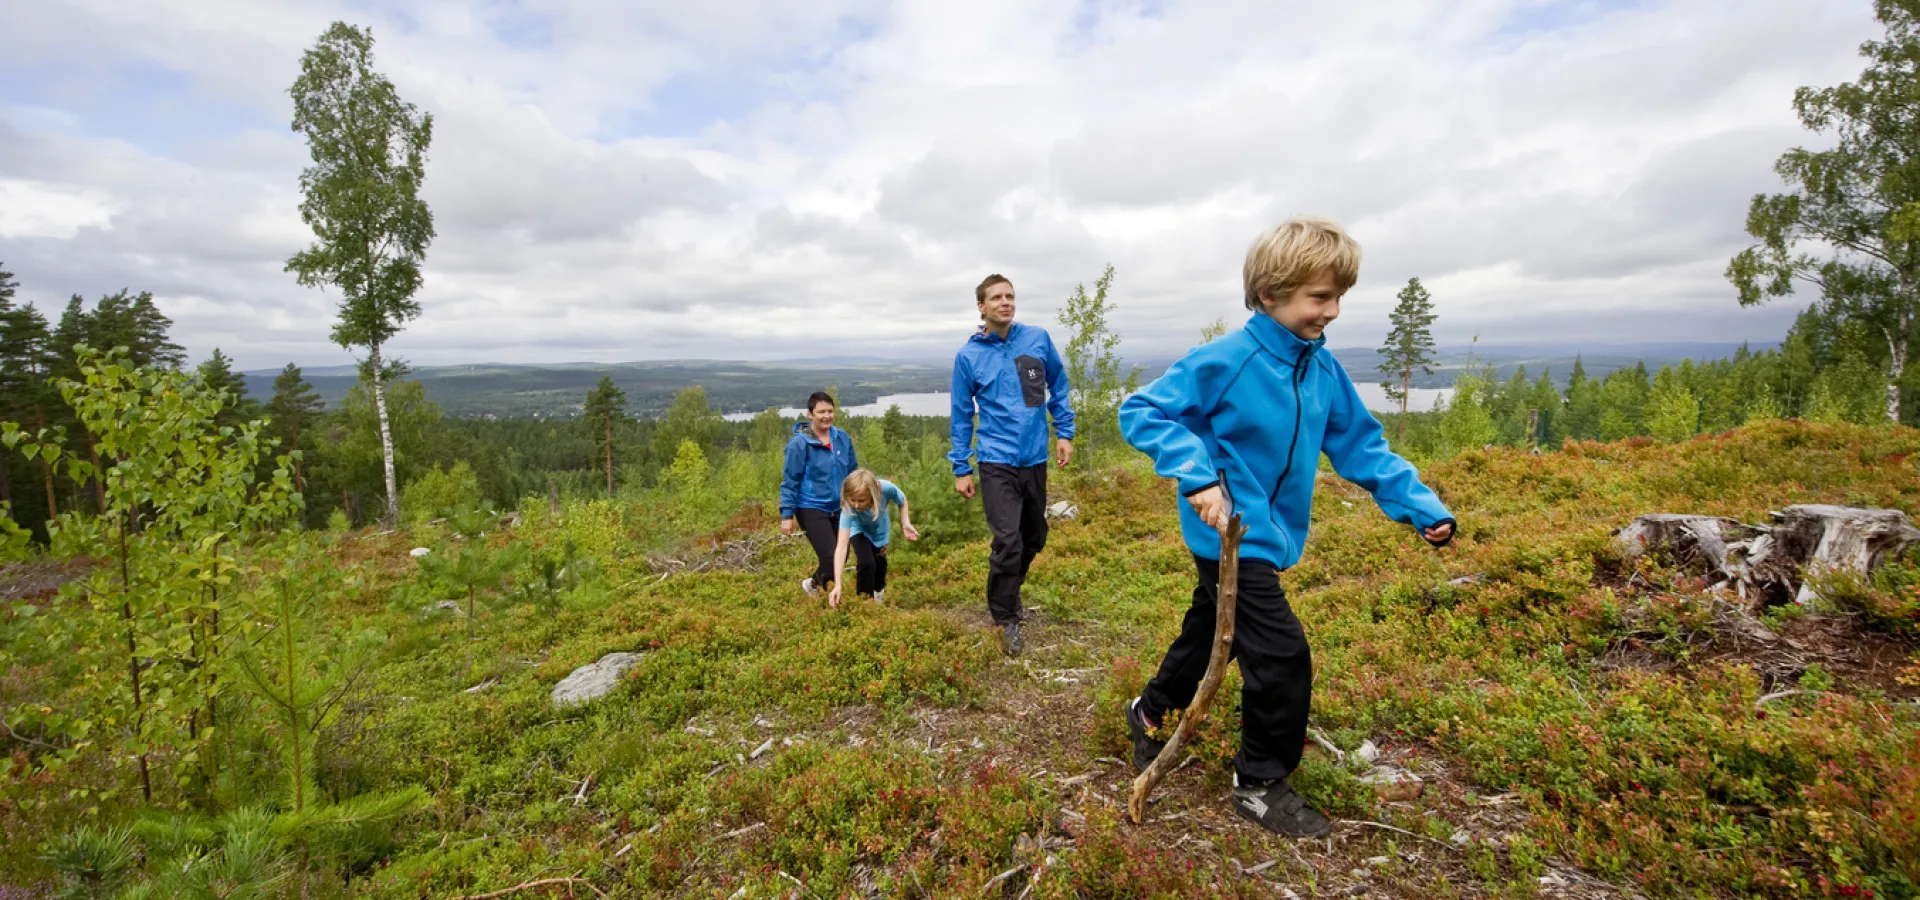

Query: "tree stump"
(1616, 505), (1920, 605)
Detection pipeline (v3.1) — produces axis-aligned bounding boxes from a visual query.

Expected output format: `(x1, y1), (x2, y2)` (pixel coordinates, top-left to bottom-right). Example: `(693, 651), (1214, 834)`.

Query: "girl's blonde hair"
(841, 468), (884, 511)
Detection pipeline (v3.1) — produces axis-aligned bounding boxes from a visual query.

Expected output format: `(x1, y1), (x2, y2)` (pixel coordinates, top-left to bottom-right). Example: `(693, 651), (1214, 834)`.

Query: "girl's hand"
(827, 583), (842, 607)
(904, 522), (921, 541)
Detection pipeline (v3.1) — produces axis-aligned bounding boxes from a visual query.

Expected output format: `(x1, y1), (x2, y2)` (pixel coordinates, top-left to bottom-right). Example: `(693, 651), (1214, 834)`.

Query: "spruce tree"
(1377, 277), (1438, 445)
(266, 364), (325, 493)
(197, 349), (259, 432)
(581, 376), (627, 495)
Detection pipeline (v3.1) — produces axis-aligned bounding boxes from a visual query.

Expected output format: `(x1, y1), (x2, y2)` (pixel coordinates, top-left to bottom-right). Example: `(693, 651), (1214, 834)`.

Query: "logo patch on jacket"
(1016, 354), (1046, 408)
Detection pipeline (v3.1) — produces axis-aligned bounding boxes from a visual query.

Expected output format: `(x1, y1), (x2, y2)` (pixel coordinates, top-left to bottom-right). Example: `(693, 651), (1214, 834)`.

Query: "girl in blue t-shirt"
(827, 469), (919, 607)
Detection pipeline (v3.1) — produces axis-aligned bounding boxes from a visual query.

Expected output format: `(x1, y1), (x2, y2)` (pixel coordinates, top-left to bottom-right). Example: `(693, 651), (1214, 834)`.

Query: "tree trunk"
(118, 516), (152, 803)
(1397, 368), (1411, 445)
(0, 452), (11, 509)
(369, 341), (401, 528)
(87, 436), (105, 514)
(604, 417), (614, 495)
(1617, 505), (1920, 606)
(1884, 328), (1906, 425)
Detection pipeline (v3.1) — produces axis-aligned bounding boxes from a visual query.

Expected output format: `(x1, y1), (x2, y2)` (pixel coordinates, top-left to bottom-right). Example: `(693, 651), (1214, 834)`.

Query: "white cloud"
(0, 0), (1880, 371)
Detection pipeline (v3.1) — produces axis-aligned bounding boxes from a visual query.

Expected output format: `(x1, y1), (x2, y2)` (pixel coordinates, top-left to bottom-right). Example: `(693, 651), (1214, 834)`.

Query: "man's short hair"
(976, 274), (1013, 303)
(1243, 217), (1361, 310)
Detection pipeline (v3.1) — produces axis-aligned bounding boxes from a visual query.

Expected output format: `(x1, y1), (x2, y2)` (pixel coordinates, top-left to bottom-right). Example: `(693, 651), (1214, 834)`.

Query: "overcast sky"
(0, 0), (1879, 371)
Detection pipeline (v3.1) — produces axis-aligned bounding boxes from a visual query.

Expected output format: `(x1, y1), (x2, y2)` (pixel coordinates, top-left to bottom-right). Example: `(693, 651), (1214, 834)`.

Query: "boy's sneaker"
(872, 590), (885, 604)
(800, 577), (818, 596)
(1127, 697), (1168, 773)
(1001, 621), (1024, 657)
(1231, 774), (1331, 837)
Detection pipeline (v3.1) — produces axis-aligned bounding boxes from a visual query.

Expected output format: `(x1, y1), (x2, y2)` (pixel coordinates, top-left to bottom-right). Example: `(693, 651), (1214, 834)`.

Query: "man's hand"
(955, 475), (976, 499)
(1423, 522), (1454, 545)
(1187, 485), (1229, 531)
(903, 521), (921, 542)
(780, 517), (795, 537)
(1056, 439), (1074, 468)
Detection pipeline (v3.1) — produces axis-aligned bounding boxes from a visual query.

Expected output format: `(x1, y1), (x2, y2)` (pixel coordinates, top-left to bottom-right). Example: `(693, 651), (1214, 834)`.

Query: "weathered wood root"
(1128, 515), (1247, 824)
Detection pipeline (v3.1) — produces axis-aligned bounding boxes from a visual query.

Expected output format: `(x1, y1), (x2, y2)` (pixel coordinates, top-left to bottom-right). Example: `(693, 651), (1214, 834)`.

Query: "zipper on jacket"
(1271, 344), (1315, 507)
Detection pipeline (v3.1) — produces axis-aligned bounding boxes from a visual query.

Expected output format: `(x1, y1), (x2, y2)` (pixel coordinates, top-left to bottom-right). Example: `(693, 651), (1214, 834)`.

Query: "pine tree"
(1377, 277), (1438, 445)
(287, 22), (436, 528)
(266, 364), (325, 493)
(582, 376), (627, 495)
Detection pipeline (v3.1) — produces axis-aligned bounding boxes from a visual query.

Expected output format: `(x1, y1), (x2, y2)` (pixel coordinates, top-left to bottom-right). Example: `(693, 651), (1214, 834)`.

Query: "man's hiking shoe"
(873, 590), (885, 604)
(800, 577), (818, 596)
(1127, 697), (1168, 773)
(1232, 774), (1332, 837)
(1001, 620), (1024, 657)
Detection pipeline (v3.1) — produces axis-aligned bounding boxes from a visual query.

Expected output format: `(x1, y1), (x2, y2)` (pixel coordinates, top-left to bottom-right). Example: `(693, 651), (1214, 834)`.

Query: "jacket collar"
(1245, 312), (1324, 368)
(791, 421), (839, 447)
(971, 321), (1022, 345)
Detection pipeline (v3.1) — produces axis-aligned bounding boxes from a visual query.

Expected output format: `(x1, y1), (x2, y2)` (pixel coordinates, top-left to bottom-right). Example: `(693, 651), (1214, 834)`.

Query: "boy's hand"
(780, 517), (795, 537)
(1187, 485), (1229, 530)
(1056, 439), (1074, 468)
(1423, 522), (1455, 545)
(904, 522), (921, 542)
(955, 475), (976, 499)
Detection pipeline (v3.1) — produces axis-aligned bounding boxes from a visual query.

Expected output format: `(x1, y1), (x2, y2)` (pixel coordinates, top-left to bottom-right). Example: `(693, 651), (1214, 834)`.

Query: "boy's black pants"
(979, 463), (1048, 625)
(1139, 555), (1312, 782)
(795, 508), (838, 587)
(851, 535), (888, 595)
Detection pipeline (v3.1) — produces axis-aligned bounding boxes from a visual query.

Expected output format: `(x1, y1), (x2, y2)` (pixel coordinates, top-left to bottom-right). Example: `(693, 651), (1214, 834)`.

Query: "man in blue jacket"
(950, 273), (1075, 656)
(1119, 218), (1455, 837)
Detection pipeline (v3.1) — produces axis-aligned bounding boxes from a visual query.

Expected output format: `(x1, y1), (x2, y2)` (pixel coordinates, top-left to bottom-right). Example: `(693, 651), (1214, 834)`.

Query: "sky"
(0, 0), (1881, 371)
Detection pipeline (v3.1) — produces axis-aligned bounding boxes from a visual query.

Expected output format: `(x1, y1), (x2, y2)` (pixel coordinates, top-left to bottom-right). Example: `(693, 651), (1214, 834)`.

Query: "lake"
(723, 384), (1453, 421)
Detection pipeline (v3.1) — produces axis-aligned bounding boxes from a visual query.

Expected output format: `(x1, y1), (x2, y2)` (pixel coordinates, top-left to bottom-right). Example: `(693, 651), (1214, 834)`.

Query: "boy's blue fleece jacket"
(780, 422), (858, 519)
(949, 322), (1075, 476)
(1119, 312), (1454, 569)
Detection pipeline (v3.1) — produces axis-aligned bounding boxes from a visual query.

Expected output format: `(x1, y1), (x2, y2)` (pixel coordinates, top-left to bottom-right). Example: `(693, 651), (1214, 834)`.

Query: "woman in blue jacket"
(780, 391), (858, 595)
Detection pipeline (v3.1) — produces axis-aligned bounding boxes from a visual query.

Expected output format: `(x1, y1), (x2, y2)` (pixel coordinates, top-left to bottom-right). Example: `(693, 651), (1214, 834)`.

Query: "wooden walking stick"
(1128, 514), (1247, 824)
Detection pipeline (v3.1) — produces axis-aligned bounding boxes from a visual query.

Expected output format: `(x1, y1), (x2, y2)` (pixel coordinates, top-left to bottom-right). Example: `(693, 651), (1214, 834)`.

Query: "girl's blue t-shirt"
(839, 480), (906, 547)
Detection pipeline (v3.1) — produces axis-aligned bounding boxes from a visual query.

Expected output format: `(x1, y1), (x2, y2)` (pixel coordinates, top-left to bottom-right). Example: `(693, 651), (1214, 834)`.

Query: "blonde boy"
(1118, 217), (1456, 837)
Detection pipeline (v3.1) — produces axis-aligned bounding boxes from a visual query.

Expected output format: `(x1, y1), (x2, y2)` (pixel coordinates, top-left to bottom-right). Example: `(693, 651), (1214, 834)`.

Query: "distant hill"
(241, 360), (949, 419)
(1130, 341), (1778, 389)
(244, 341), (1774, 419)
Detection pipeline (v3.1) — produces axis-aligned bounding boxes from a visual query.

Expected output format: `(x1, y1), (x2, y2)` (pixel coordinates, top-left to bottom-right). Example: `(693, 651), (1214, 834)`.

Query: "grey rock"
(1045, 501), (1079, 520)
(550, 652), (646, 707)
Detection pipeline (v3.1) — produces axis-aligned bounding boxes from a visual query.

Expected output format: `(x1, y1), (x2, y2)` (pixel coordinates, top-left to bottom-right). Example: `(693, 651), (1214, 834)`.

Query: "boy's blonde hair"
(841, 469), (884, 511)
(1243, 217), (1362, 311)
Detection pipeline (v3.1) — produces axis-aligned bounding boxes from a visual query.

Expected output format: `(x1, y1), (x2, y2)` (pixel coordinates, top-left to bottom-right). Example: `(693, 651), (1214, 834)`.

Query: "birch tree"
(1728, 0), (1920, 424)
(286, 22), (434, 527)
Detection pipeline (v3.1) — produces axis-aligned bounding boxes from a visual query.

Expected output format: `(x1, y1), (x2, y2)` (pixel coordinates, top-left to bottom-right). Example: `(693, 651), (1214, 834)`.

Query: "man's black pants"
(1139, 555), (1312, 782)
(795, 508), (838, 588)
(980, 463), (1048, 625)
(851, 535), (888, 595)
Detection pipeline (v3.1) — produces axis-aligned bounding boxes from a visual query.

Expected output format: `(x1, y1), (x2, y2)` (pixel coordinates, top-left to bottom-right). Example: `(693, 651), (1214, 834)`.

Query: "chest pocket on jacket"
(1015, 354), (1047, 408)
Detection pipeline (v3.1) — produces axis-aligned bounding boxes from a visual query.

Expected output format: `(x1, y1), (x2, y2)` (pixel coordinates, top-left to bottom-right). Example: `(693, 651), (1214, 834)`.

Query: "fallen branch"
(1348, 819), (1459, 851)
(1755, 689), (1825, 710)
(1129, 515), (1247, 824)
(450, 876), (608, 900)
(980, 864), (1027, 894)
